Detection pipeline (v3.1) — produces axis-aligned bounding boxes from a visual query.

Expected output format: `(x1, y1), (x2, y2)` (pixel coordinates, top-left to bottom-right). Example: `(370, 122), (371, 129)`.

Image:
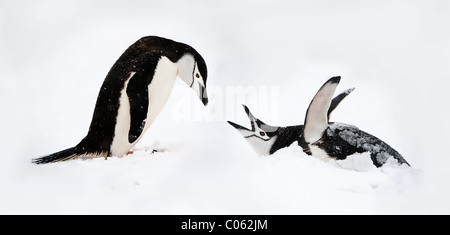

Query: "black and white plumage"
(299, 76), (409, 167)
(33, 36), (208, 164)
(227, 88), (353, 156)
(229, 76), (409, 168)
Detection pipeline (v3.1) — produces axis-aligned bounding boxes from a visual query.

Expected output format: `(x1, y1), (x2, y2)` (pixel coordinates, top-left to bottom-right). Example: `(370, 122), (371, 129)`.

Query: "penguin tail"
(32, 147), (80, 164)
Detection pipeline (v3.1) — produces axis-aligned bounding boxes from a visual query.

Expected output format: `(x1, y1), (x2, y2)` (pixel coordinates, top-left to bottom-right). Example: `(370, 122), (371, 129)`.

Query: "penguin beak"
(200, 85), (208, 106)
(227, 121), (254, 138)
(190, 80), (208, 106)
(227, 121), (250, 132)
(227, 105), (254, 136)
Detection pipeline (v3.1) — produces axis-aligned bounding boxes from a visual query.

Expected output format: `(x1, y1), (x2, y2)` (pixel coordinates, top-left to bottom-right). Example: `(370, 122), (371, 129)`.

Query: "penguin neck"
(246, 136), (278, 156)
(176, 54), (196, 86)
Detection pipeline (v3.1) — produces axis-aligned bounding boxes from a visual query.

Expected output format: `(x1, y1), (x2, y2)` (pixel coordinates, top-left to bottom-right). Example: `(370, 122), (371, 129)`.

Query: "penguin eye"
(196, 73), (200, 78)
(260, 131), (266, 136)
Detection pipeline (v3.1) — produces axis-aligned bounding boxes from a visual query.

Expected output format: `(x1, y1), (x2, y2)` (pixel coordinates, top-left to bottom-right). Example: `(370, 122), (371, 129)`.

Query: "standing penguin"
(33, 36), (208, 164)
(227, 88), (354, 156)
(299, 76), (409, 167)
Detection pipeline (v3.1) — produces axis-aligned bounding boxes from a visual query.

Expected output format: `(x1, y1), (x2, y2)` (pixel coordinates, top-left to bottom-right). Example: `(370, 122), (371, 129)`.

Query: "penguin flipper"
(303, 76), (341, 143)
(126, 70), (150, 143)
(328, 87), (355, 120)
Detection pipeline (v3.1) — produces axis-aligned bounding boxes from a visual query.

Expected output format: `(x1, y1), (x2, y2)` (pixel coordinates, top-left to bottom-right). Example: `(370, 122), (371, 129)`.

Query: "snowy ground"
(1, 0), (450, 214)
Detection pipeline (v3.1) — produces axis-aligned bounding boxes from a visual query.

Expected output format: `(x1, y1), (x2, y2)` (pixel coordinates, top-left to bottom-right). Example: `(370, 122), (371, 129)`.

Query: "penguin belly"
(110, 56), (178, 156)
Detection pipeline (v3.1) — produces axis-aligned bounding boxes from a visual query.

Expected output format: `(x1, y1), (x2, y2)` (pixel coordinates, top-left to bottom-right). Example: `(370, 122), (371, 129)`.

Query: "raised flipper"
(303, 76), (341, 143)
(328, 87), (355, 121)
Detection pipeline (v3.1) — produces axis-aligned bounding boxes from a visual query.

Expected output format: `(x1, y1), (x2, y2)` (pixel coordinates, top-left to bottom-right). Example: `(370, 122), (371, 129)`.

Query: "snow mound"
(0, 141), (420, 214)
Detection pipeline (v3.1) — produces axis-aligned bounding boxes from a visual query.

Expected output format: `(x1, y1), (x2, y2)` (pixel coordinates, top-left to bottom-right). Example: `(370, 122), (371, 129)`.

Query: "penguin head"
(177, 53), (208, 106)
(227, 105), (280, 156)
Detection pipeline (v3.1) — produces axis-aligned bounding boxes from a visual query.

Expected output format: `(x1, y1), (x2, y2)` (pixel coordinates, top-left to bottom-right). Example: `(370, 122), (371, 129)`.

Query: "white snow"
(1, 0), (450, 214)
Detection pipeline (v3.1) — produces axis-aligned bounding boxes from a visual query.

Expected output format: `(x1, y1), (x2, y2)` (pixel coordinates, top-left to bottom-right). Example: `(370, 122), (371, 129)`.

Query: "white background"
(0, 0), (449, 214)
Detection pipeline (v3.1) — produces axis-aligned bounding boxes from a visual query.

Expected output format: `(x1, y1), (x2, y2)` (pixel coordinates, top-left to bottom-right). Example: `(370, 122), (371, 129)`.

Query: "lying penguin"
(227, 88), (354, 156)
(228, 77), (409, 168)
(33, 36), (208, 164)
(300, 77), (409, 167)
